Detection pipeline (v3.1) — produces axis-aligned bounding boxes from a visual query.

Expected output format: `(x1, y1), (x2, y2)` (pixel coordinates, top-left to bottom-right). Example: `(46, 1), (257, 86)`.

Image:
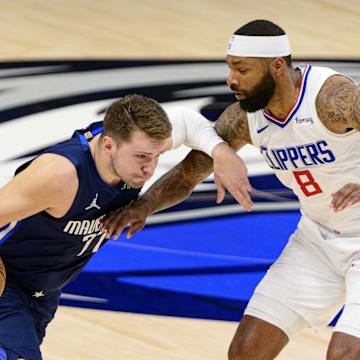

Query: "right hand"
(101, 201), (150, 240)
(212, 143), (253, 211)
(330, 183), (360, 212)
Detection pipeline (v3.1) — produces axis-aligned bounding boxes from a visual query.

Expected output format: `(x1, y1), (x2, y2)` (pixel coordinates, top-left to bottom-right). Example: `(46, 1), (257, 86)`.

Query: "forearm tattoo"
(141, 150), (213, 213)
(139, 102), (251, 213)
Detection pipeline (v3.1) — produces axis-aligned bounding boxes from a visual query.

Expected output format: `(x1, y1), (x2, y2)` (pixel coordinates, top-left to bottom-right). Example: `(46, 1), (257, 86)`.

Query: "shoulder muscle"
(316, 74), (360, 133)
(214, 102), (251, 150)
(0, 154), (78, 225)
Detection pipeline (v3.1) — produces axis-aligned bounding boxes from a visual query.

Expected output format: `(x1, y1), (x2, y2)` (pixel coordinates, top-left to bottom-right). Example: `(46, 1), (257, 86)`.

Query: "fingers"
(225, 172), (253, 211)
(100, 214), (111, 230)
(331, 183), (360, 212)
(215, 176), (253, 210)
(218, 178), (253, 211)
(213, 151), (253, 211)
(231, 186), (253, 212)
(215, 178), (226, 204)
(238, 177), (253, 211)
(126, 221), (145, 239)
(107, 216), (129, 240)
(101, 211), (130, 239)
(237, 177), (253, 210)
(245, 177), (253, 192)
(100, 203), (149, 240)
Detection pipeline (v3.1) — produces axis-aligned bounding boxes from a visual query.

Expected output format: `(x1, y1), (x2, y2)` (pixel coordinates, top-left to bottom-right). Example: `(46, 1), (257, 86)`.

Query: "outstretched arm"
(103, 102), (253, 239)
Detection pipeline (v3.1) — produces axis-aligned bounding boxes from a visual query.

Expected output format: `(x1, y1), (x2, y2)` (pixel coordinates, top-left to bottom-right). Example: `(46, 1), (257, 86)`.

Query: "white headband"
(226, 34), (291, 57)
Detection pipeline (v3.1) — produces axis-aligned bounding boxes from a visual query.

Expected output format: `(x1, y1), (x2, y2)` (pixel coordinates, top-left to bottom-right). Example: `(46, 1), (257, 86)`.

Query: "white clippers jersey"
(248, 65), (360, 234)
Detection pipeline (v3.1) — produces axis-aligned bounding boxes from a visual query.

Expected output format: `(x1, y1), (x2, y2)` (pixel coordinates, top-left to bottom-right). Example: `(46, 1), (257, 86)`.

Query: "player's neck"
(264, 68), (302, 120)
(90, 135), (123, 188)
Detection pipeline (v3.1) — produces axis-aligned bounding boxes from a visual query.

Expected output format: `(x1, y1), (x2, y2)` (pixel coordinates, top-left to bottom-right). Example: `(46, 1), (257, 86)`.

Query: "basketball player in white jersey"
(102, 20), (360, 359)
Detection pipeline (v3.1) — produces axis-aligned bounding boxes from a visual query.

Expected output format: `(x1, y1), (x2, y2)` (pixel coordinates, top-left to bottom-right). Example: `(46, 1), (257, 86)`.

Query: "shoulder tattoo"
(215, 102), (251, 149)
(316, 75), (360, 132)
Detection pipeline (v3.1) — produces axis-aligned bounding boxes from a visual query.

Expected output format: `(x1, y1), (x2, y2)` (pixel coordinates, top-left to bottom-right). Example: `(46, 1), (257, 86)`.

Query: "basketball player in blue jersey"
(103, 21), (360, 359)
(0, 94), (251, 360)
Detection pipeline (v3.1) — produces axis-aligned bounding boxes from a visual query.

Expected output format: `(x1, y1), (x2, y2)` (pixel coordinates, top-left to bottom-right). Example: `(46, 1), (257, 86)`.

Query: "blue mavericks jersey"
(0, 122), (141, 293)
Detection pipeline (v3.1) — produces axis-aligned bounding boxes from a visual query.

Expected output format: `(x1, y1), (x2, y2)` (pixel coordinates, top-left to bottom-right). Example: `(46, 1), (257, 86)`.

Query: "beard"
(234, 70), (276, 113)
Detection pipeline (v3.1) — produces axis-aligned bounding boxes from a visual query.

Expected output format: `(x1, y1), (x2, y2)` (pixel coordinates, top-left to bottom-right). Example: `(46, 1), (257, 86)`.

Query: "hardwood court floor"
(1, 0), (359, 60)
(1, 0), (358, 358)
(42, 306), (333, 360)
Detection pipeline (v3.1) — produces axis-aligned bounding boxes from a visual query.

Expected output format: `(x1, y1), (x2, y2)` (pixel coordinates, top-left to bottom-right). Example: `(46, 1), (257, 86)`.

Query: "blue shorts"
(0, 279), (61, 360)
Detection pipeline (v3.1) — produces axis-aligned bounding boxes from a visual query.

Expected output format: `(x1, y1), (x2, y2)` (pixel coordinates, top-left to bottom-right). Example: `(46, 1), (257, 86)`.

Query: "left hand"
(101, 198), (150, 240)
(212, 143), (253, 211)
(331, 183), (360, 212)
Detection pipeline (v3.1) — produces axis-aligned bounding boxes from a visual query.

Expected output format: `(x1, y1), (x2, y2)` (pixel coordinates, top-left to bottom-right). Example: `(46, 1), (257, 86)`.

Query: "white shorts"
(244, 214), (360, 339)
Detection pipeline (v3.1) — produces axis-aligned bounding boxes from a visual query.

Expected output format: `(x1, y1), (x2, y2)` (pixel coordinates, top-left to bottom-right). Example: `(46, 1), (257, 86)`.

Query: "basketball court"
(1, 1), (359, 358)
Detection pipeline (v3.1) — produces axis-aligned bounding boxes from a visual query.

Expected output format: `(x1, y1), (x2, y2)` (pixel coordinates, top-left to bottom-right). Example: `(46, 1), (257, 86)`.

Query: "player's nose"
(227, 70), (239, 88)
(142, 157), (158, 176)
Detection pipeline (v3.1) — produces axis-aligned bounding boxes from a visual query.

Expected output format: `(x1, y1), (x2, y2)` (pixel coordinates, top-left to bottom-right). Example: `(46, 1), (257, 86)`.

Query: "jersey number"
(293, 170), (322, 197)
(77, 232), (107, 256)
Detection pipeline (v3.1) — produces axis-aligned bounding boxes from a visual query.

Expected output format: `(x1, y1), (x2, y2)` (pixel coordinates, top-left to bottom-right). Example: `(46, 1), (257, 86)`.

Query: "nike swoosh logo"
(257, 125), (269, 134)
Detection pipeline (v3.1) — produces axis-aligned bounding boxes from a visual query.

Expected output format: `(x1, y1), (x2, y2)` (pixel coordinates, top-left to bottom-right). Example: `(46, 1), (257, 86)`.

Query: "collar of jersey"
(78, 125), (124, 193)
(79, 125), (104, 145)
(262, 64), (311, 128)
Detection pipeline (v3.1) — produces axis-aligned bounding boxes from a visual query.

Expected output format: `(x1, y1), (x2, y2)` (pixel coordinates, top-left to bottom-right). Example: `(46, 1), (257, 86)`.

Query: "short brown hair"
(103, 94), (172, 143)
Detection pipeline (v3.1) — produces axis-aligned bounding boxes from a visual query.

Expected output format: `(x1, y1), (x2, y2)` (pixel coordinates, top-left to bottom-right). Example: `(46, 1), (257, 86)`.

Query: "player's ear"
(102, 135), (117, 156)
(269, 57), (286, 77)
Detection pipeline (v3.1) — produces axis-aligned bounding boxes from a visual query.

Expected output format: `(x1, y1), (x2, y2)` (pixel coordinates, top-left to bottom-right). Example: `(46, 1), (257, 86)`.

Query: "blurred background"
(1, 0), (360, 60)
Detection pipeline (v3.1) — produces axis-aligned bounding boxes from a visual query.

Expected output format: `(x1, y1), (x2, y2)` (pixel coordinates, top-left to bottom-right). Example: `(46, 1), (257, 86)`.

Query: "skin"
(0, 257), (5, 296)
(315, 74), (360, 212)
(0, 111), (249, 340)
(0, 129), (169, 228)
(0, 123), (250, 234)
(102, 56), (301, 238)
(92, 131), (170, 190)
(102, 55), (360, 359)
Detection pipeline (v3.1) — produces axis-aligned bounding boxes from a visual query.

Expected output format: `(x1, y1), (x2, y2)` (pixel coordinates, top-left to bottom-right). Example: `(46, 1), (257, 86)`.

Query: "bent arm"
(138, 102), (252, 214)
(166, 107), (225, 156)
(102, 102), (252, 239)
(137, 149), (213, 214)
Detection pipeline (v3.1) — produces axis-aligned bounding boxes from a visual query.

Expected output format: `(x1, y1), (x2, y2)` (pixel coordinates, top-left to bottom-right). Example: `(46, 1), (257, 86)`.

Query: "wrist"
(211, 142), (233, 159)
(134, 196), (153, 216)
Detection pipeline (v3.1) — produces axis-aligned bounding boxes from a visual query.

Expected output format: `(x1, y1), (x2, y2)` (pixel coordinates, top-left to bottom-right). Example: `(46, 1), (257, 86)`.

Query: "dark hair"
(234, 19), (292, 67)
(102, 94), (172, 143)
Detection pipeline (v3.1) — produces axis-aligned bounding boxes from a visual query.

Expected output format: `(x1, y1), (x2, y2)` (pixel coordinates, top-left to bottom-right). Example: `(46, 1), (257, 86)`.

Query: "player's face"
(111, 130), (168, 188)
(226, 56), (276, 112)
